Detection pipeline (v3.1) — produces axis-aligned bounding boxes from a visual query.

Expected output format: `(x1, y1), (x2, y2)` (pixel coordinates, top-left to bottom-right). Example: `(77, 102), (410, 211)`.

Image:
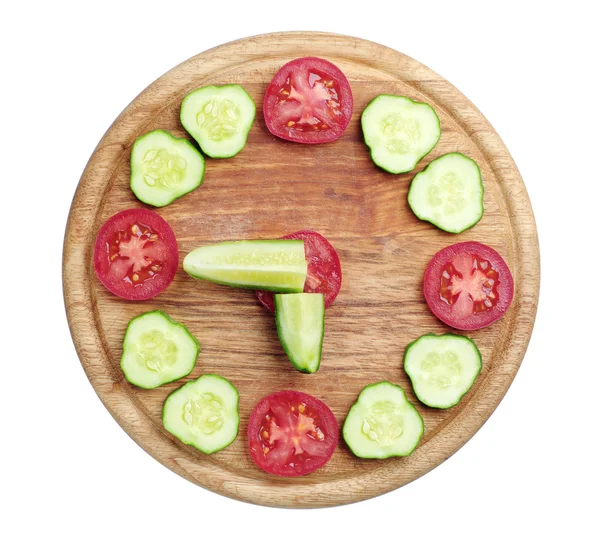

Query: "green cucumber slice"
(183, 240), (307, 292)
(408, 153), (484, 233)
(404, 333), (482, 409)
(180, 85), (255, 158)
(130, 130), (205, 207)
(162, 374), (239, 454)
(120, 310), (200, 389)
(275, 293), (324, 373)
(343, 381), (424, 458)
(361, 95), (441, 174)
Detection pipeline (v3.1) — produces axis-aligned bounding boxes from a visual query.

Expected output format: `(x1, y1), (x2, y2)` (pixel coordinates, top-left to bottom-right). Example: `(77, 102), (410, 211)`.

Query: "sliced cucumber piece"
(120, 310), (200, 389)
(404, 333), (482, 409)
(162, 374), (239, 454)
(343, 382), (424, 459)
(183, 240), (307, 292)
(130, 130), (205, 207)
(408, 153), (483, 233)
(180, 85), (255, 158)
(275, 293), (324, 374)
(361, 95), (440, 174)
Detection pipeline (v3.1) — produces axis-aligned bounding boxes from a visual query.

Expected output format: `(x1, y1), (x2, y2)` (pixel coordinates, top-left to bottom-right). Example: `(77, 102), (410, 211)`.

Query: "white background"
(2, 1), (598, 534)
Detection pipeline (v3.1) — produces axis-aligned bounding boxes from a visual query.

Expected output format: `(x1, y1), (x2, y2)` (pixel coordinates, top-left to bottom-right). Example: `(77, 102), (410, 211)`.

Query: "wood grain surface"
(63, 32), (540, 508)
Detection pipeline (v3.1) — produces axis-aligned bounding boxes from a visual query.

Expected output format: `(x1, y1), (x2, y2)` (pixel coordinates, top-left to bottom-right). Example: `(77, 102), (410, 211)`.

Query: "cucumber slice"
(408, 153), (483, 233)
(183, 240), (307, 292)
(162, 374), (239, 454)
(180, 85), (255, 158)
(275, 293), (325, 373)
(130, 130), (205, 207)
(120, 311), (200, 389)
(404, 333), (482, 409)
(361, 95), (441, 174)
(343, 382), (424, 459)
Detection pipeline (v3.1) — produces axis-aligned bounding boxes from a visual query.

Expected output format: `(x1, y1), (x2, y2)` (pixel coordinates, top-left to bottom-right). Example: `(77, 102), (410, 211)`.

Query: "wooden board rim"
(63, 31), (540, 508)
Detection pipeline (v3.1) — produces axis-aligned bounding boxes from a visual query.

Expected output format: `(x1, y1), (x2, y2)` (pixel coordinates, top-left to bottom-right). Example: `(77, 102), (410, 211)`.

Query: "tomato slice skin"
(423, 241), (514, 330)
(248, 390), (338, 477)
(256, 230), (342, 313)
(263, 57), (353, 144)
(93, 208), (178, 301)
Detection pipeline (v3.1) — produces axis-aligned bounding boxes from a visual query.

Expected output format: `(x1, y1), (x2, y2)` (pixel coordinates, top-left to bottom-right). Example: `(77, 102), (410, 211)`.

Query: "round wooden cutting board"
(63, 32), (539, 508)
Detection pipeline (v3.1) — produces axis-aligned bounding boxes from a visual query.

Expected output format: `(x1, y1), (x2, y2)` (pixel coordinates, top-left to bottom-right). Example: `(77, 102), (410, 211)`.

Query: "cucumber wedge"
(275, 293), (325, 373)
(343, 382), (424, 459)
(404, 333), (482, 409)
(183, 240), (307, 292)
(408, 153), (483, 233)
(130, 130), (205, 207)
(162, 374), (239, 454)
(180, 85), (255, 158)
(361, 95), (440, 174)
(120, 310), (200, 389)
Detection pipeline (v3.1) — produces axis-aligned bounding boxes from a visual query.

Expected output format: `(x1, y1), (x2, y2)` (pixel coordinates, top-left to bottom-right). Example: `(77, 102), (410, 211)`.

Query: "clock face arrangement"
(63, 32), (539, 508)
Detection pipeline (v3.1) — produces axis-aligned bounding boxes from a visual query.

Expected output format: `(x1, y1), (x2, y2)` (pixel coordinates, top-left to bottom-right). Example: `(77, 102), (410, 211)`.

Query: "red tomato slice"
(256, 230), (342, 313)
(248, 390), (338, 477)
(424, 241), (514, 330)
(93, 208), (178, 300)
(263, 57), (353, 144)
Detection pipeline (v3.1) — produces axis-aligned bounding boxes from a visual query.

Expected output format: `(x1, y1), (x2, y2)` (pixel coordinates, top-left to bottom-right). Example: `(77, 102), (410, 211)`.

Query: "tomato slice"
(93, 208), (178, 300)
(248, 390), (338, 477)
(256, 230), (342, 313)
(423, 241), (514, 330)
(263, 57), (353, 144)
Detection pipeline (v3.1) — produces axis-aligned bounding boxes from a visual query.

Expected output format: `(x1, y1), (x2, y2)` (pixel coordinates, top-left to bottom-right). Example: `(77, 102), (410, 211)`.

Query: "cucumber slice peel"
(343, 381), (424, 459)
(183, 240), (307, 292)
(361, 95), (441, 174)
(408, 152), (484, 233)
(180, 84), (255, 159)
(162, 374), (239, 454)
(130, 130), (205, 207)
(275, 293), (324, 373)
(404, 333), (482, 409)
(120, 310), (200, 389)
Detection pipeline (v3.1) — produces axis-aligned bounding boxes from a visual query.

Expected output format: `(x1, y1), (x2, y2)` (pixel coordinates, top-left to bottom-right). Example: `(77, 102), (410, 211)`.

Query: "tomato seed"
(263, 447), (270, 455)
(132, 273), (139, 282)
(287, 120), (295, 127)
(131, 224), (140, 235)
(262, 430), (269, 439)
